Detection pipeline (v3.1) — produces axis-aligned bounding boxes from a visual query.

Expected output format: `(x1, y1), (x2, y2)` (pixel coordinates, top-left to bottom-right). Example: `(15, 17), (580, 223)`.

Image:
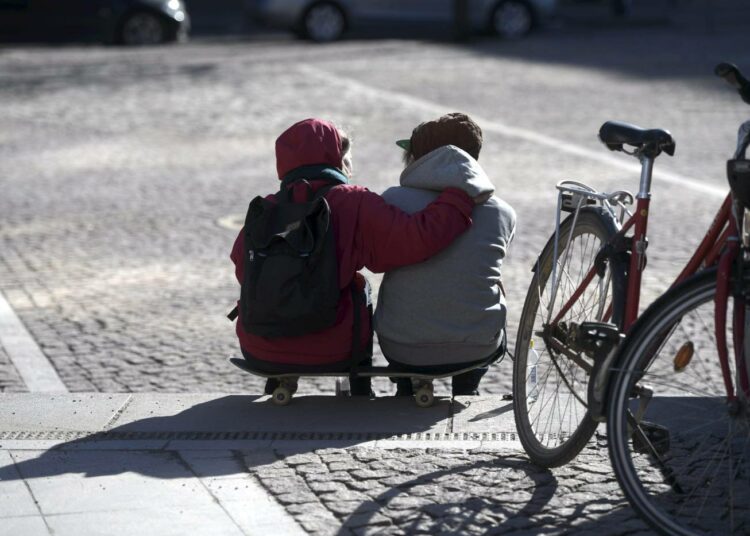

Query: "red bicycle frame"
(552, 181), (748, 400)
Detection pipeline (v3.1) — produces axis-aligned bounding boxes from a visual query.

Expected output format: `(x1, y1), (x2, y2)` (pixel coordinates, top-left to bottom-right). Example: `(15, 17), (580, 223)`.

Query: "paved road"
(1, 17), (749, 535)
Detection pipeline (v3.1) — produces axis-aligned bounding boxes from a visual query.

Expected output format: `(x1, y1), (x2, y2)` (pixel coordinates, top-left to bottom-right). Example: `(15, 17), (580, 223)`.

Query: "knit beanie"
(409, 113), (483, 161)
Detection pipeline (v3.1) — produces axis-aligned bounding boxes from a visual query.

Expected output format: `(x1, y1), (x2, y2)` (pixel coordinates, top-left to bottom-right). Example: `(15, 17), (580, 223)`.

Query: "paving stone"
(319, 489), (372, 503)
(326, 500), (381, 516)
(259, 476), (308, 495)
(254, 467), (297, 479)
(382, 496), (434, 510)
(351, 469), (394, 480)
(345, 479), (388, 494)
(327, 460), (364, 472)
(281, 453), (323, 466)
(307, 480), (350, 494)
(285, 502), (329, 516)
(343, 511), (392, 529)
(273, 491), (321, 505)
(295, 463), (330, 475)
(298, 518), (341, 536)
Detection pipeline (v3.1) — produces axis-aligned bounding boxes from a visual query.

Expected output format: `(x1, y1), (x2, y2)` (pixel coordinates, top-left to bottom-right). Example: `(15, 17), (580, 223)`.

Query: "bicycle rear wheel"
(514, 207), (626, 467)
(607, 267), (750, 535)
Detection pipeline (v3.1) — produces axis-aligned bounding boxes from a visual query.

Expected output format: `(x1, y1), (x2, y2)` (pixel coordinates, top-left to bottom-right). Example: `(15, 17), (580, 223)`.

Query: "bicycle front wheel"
(514, 207), (626, 467)
(607, 267), (750, 535)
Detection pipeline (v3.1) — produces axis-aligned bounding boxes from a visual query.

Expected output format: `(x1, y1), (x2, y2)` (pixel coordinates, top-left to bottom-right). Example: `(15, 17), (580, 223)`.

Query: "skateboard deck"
(229, 357), (482, 380)
(229, 357), (486, 407)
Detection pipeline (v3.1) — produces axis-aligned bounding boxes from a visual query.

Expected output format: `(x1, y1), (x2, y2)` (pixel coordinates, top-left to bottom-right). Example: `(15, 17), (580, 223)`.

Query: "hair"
(403, 146), (415, 166)
(338, 128), (353, 178)
(403, 113), (482, 165)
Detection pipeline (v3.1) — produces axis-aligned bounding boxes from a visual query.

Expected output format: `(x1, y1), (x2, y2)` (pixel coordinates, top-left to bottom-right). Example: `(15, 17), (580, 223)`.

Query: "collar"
(280, 165), (349, 189)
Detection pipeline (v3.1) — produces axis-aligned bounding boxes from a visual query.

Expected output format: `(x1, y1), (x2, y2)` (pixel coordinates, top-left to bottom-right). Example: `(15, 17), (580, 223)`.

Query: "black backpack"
(235, 180), (340, 338)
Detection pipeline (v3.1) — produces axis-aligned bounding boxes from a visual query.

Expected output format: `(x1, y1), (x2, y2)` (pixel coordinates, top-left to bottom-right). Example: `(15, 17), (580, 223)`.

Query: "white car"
(248, 0), (558, 42)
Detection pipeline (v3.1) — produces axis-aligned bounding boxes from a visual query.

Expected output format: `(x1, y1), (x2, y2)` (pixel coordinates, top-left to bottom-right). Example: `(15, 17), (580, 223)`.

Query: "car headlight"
(167, 0), (182, 10)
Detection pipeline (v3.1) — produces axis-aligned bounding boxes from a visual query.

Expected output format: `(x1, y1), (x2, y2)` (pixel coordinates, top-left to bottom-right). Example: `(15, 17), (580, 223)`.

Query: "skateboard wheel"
(415, 386), (434, 408)
(283, 378), (298, 395)
(272, 386), (292, 406)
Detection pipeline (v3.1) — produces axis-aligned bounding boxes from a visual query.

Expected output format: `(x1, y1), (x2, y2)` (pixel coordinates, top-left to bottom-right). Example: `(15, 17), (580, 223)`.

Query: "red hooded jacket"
(231, 118), (474, 366)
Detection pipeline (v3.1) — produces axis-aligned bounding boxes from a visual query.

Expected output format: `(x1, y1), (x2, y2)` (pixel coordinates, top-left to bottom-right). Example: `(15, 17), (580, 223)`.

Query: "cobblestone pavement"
(248, 441), (652, 535)
(2, 24), (749, 396)
(0, 345), (25, 393)
(1, 17), (749, 535)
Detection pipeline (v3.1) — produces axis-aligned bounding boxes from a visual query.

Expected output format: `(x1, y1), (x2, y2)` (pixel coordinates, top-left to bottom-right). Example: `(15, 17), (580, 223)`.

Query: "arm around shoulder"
(355, 187), (473, 273)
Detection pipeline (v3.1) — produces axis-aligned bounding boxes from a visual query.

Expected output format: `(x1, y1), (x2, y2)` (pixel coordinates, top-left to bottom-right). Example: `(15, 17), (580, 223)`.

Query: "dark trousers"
(387, 333), (506, 396)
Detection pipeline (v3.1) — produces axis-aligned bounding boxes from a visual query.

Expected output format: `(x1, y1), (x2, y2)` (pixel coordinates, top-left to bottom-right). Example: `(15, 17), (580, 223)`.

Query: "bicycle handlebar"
(715, 62), (750, 105)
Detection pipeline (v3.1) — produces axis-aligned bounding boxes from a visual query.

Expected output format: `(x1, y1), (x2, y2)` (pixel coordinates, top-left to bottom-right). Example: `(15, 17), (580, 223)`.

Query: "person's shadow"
(0, 394), (459, 482)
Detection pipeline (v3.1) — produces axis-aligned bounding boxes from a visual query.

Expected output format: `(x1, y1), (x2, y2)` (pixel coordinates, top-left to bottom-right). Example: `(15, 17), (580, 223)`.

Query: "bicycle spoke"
(608, 270), (750, 535)
(515, 209), (621, 467)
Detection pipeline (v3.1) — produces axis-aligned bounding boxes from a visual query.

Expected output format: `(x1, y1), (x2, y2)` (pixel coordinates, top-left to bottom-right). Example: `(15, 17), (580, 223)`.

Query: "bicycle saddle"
(599, 120), (676, 156)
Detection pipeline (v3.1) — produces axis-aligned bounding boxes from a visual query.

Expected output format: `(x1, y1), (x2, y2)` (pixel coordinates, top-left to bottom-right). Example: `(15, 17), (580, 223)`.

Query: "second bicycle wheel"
(607, 267), (750, 535)
(514, 207), (626, 467)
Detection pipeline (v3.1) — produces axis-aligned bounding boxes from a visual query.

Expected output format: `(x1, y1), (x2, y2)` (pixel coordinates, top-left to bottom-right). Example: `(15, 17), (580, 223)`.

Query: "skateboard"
(229, 357), (484, 408)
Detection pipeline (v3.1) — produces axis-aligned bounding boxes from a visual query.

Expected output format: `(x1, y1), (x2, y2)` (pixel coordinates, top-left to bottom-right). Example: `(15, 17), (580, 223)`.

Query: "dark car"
(248, 0), (558, 42)
(0, 0), (190, 45)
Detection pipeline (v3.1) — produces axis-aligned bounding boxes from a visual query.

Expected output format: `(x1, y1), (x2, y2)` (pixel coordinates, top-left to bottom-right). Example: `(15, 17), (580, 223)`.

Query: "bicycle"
(605, 65), (750, 535)
(512, 61), (750, 476)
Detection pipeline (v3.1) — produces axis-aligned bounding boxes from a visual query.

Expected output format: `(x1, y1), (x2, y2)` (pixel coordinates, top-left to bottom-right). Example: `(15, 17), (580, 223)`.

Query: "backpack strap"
(312, 183), (338, 201)
(278, 179), (312, 204)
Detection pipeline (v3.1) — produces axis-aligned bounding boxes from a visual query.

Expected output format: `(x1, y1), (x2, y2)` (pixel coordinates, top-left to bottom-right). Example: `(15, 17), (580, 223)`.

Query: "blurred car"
(248, 0), (558, 42)
(0, 0), (190, 45)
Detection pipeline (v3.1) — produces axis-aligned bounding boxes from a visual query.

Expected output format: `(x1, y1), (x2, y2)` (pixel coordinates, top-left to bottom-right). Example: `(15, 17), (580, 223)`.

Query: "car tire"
(300, 2), (346, 43)
(119, 11), (169, 46)
(490, 0), (534, 39)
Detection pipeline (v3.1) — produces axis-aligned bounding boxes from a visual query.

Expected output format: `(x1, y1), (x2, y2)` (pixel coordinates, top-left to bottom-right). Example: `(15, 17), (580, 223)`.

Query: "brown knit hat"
(404, 113), (483, 161)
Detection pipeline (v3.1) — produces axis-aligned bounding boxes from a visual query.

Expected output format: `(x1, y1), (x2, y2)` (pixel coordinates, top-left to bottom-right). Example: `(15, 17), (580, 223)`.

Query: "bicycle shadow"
(328, 447), (651, 535)
(332, 455), (559, 535)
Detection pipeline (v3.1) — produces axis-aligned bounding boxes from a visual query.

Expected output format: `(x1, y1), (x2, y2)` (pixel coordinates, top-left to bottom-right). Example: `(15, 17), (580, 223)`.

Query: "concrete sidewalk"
(0, 394), (521, 536)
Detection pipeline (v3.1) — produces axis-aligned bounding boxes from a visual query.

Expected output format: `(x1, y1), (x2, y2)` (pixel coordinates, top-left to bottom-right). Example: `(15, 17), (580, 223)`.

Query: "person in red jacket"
(231, 118), (477, 395)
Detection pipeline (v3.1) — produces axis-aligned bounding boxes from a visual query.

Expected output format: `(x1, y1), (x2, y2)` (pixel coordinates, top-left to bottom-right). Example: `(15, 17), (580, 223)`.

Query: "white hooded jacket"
(374, 145), (516, 366)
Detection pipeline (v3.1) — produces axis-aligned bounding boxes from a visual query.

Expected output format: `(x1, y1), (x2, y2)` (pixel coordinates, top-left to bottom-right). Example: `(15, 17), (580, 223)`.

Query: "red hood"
(275, 118), (343, 179)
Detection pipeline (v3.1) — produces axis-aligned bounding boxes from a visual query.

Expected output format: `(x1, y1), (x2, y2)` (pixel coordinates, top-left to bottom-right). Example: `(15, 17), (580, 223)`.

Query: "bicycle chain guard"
(577, 322), (624, 422)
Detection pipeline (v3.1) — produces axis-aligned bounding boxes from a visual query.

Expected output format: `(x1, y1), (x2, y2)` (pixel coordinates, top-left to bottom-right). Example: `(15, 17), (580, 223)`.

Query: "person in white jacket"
(375, 113), (516, 395)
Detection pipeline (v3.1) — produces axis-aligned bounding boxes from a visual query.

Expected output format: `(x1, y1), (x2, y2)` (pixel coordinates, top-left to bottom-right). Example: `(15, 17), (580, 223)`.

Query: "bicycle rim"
(608, 268), (750, 535)
(514, 208), (624, 467)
